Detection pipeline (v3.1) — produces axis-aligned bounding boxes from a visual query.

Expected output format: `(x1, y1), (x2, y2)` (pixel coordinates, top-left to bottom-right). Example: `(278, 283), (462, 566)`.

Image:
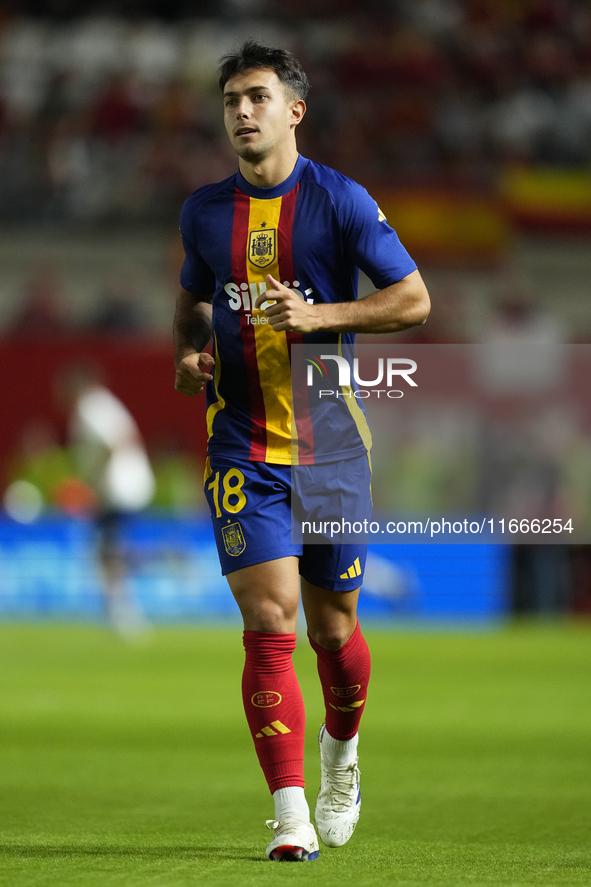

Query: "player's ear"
(290, 99), (306, 127)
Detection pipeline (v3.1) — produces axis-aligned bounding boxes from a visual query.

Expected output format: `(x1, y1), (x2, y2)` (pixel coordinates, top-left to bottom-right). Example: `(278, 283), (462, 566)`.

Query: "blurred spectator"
(150, 78), (198, 133)
(0, 5), (590, 225)
(92, 75), (142, 144)
(56, 361), (155, 640)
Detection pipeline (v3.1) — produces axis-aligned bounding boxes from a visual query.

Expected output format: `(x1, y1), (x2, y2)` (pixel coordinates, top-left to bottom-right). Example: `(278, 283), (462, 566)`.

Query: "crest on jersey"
(222, 521), (246, 556)
(249, 228), (276, 268)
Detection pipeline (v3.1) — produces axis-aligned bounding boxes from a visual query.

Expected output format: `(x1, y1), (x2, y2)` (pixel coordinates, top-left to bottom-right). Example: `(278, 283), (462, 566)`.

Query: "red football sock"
(242, 631), (306, 793)
(308, 621), (371, 741)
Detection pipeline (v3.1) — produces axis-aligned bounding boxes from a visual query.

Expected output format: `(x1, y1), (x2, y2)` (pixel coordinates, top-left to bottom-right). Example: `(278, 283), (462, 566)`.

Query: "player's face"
(223, 68), (304, 162)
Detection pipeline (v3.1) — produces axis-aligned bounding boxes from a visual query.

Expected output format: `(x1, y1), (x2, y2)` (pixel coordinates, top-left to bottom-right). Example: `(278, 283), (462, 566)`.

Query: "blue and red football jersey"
(180, 155), (417, 465)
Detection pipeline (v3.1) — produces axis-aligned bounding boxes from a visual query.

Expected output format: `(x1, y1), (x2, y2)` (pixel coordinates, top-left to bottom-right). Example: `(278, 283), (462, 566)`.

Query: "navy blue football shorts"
(203, 452), (371, 592)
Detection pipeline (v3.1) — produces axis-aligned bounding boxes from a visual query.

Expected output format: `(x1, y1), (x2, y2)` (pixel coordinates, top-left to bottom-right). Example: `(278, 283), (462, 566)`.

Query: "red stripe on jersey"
(278, 185), (315, 465)
(231, 187), (267, 460)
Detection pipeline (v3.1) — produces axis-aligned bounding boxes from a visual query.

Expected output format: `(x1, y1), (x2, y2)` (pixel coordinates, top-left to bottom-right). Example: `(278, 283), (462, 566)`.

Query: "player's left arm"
(256, 269), (430, 334)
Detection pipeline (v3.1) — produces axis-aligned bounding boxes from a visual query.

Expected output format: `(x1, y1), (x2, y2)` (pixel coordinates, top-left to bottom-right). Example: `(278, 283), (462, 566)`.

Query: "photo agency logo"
(304, 353), (418, 399)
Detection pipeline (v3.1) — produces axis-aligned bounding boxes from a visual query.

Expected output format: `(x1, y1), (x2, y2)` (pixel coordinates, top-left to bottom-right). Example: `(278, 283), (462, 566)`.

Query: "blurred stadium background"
(2, 0), (591, 625)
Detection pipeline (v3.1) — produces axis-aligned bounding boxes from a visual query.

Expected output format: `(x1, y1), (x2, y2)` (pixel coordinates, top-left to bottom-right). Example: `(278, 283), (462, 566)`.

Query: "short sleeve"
(338, 183), (417, 289)
(179, 199), (216, 295)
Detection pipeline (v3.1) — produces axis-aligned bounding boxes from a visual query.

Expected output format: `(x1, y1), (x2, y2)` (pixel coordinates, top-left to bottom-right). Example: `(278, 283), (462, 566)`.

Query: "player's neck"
(238, 146), (299, 189)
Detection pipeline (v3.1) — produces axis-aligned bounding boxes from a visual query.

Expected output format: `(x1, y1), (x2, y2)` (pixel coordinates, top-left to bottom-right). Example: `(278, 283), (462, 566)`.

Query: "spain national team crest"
(331, 685), (361, 698)
(222, 521), (246, 556)
(248, 228), (276, 268)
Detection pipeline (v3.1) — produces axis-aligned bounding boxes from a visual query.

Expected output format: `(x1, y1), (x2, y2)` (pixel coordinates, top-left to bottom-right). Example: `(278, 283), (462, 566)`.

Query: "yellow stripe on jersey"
(337, 334), (373, 453)
(206, 334), (226, 440)
(247, 197), (292, 463)
(290, 406), (299, 466)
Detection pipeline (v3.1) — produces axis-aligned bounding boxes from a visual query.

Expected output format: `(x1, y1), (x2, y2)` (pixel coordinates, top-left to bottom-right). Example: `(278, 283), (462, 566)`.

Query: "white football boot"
(314, 724), (361, 847)
(265, 817), (320, 861)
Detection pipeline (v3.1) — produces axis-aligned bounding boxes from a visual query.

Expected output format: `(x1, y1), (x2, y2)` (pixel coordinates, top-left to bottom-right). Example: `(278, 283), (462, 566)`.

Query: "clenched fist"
(174, 351), (215, 396)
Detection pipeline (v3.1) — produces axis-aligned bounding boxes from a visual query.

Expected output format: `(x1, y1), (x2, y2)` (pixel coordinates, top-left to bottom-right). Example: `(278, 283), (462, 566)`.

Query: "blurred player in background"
(58, 362), (155, 641)
(173, 41), (430, 860)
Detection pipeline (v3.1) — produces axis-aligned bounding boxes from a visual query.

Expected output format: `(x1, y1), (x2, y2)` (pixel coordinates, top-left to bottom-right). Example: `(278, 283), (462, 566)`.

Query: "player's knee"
(308, 624), (354, 651)
(243, 599), (298, 633)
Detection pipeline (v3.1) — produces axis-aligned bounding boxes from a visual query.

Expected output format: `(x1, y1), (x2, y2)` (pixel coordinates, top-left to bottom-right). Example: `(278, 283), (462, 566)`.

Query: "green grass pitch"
(0, 621), (590, 886)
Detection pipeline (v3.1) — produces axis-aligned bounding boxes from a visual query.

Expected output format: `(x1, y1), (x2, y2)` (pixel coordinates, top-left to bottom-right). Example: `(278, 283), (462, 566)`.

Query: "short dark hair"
(218, 40), (310, 101)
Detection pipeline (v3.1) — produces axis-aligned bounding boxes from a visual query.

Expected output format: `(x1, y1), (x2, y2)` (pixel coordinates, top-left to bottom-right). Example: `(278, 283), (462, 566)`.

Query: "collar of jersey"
(235, 154), (308, 199)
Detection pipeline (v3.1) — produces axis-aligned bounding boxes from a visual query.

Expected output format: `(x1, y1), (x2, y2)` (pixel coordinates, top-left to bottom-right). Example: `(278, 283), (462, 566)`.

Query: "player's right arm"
(173, 287), (215, 396)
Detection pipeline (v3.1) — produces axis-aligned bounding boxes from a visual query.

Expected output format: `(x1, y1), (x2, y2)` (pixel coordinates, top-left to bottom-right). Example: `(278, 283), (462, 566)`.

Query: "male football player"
(173, 41), (430, 861)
